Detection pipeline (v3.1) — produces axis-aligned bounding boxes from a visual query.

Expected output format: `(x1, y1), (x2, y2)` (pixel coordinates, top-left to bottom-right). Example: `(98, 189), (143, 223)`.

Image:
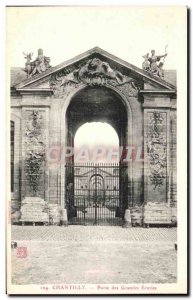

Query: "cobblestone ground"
(12, 225), (176, 241)
(11, 226), (177, 285)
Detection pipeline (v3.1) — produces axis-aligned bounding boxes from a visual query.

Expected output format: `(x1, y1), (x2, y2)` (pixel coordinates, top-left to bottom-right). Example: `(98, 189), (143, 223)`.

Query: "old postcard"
(6, 6), (187, 295)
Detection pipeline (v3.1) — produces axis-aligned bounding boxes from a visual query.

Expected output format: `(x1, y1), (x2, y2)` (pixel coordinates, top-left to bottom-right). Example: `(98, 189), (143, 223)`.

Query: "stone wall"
(10, 69), (177, 226)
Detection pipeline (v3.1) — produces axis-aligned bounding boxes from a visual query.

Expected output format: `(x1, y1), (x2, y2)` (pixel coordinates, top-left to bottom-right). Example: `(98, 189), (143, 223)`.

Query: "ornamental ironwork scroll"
(146, 112), (167, 189)
(24, 111), (45, 194)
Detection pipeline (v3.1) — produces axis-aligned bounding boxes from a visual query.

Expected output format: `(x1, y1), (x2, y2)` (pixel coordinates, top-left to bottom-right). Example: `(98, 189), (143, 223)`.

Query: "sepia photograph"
(6, 5), (187, 295)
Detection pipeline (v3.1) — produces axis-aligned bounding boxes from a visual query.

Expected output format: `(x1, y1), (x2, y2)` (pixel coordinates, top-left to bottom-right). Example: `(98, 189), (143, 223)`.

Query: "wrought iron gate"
(65, 163), (127, 226)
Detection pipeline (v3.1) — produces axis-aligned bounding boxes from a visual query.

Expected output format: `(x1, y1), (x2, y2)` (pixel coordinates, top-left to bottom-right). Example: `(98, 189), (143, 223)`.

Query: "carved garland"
(24, 111), (45, 194)
(147, 112), (167, 189)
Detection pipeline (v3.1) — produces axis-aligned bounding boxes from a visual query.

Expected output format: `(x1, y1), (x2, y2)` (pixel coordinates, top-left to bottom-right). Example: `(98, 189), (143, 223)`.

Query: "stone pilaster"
(19, 93), (50, 224)
(142, 94), (172, 225)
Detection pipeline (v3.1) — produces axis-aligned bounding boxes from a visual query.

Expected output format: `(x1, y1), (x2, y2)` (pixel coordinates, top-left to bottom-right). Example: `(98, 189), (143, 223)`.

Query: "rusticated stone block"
(20, 197), (49, 224)
(143, 202), (172, 225)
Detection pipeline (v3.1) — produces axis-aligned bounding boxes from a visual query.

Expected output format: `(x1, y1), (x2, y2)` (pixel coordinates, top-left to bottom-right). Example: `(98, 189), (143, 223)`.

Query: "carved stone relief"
(24, 111), (45, 194)
(49, 58), (140, 98)
(146, 112), (167, 189)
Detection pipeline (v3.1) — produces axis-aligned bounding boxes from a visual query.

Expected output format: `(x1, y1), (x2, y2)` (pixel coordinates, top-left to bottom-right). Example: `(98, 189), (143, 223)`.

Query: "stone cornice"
(140, 89), (176, 95)
(16, 88), (53, 96)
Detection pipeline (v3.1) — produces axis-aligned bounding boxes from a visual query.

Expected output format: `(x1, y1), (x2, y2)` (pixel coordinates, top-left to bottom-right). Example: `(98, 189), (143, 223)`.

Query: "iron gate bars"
(65, 163), (128, 226)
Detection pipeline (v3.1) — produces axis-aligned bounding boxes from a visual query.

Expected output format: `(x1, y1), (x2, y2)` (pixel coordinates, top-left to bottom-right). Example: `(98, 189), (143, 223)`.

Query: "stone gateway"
(10, 47), (177, 227)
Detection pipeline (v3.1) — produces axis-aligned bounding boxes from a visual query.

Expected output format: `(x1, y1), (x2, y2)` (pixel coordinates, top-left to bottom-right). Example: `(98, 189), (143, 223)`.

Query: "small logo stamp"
(17, 247), (27, 258)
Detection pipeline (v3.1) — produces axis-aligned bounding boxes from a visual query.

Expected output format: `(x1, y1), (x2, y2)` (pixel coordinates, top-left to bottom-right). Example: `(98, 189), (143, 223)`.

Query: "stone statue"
(148, 50), (167, 75)
(24, 49), (51, 77)
(23, 52), (33, 77)
(156, 62), (164, 79)
(142, 53), (150, 71)
(142, 47), (168, 79)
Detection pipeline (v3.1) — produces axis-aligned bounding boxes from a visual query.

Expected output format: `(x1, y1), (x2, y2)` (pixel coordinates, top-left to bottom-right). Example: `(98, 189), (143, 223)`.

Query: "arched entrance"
(64, 85), (132, 225)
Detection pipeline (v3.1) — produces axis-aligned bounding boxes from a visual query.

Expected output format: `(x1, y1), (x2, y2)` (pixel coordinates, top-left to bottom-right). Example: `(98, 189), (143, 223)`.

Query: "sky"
(6, 6), (186, 70)
(74, 122), (119, 148)
(74, 122), (119, 162)
(6, 6), (186, 156)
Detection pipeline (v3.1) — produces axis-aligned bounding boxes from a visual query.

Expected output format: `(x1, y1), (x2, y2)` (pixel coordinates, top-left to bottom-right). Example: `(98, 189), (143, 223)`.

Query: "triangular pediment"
(13, 47), (176, 92)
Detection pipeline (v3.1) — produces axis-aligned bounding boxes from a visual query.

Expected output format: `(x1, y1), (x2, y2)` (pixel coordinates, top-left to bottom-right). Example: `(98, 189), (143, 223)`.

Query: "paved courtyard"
(11, 226), (177, 285)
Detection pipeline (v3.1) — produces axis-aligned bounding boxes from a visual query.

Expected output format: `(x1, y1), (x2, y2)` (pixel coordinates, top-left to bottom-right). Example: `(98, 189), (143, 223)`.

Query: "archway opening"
(65, 86), (130, 225)
(74, 122), (119, 163)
